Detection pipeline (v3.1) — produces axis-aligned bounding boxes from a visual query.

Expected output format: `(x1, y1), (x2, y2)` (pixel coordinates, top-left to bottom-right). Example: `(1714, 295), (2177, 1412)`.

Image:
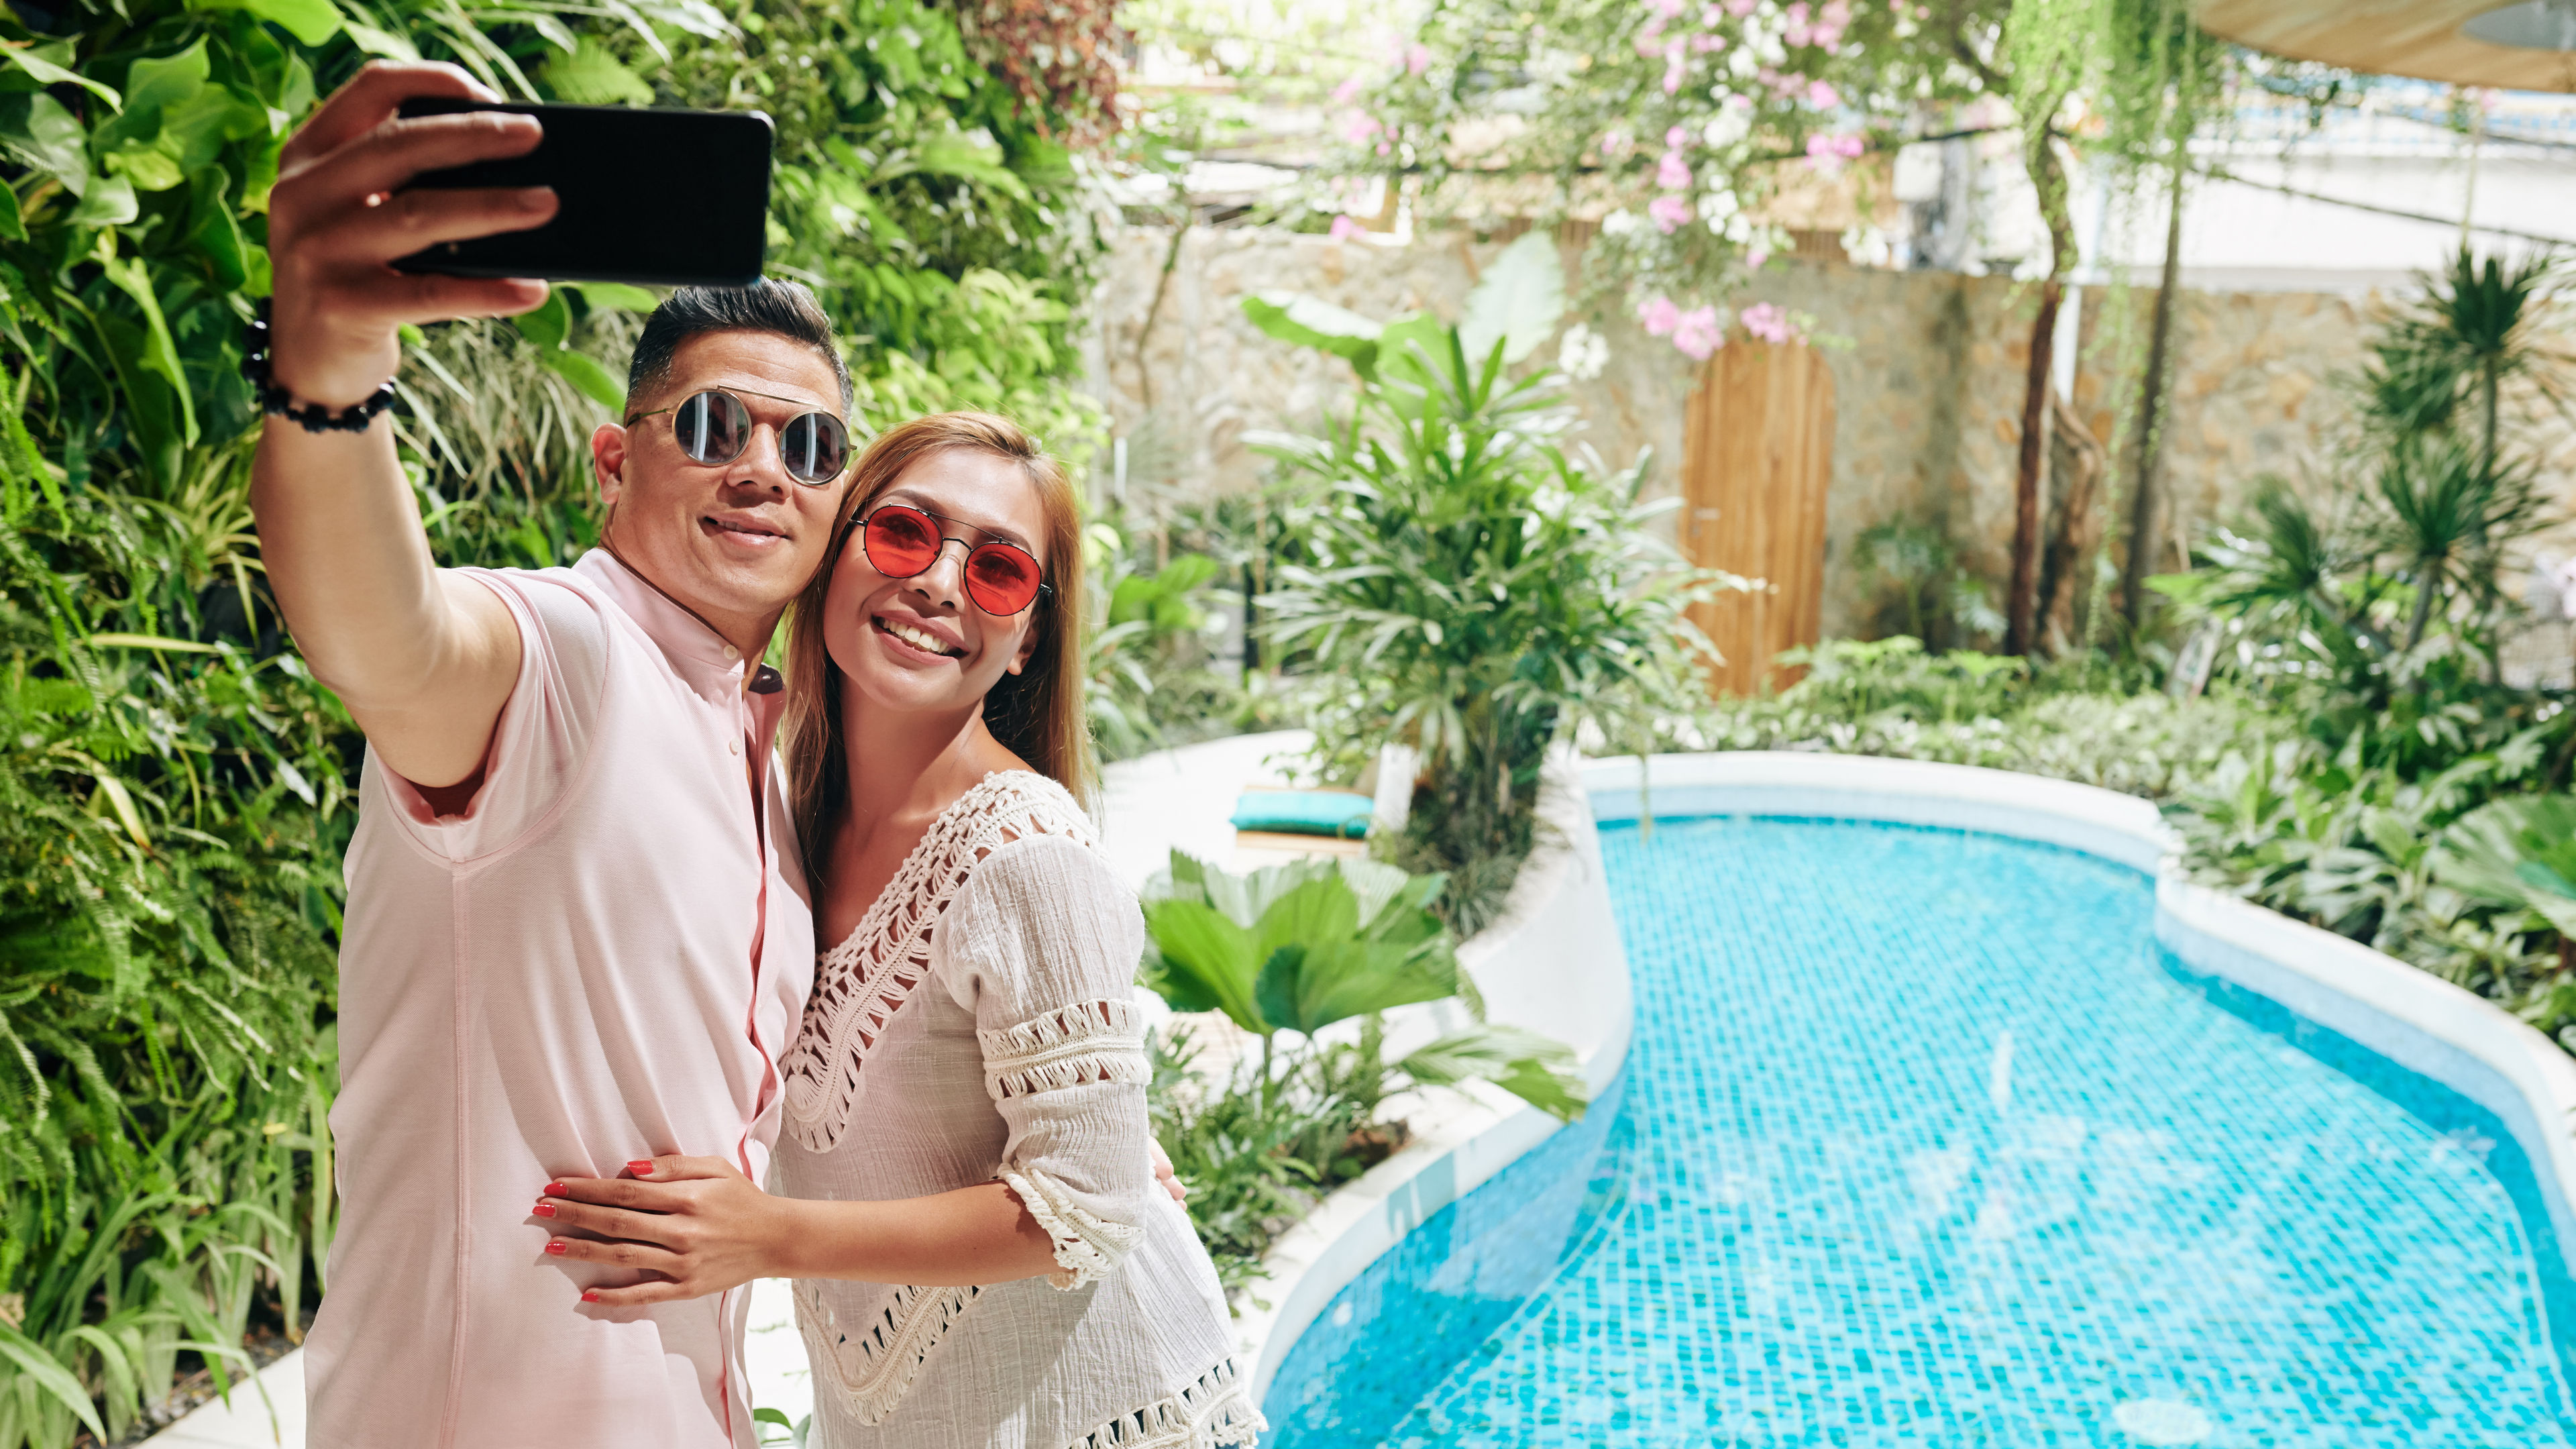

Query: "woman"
(533, 413), (1261, 1449)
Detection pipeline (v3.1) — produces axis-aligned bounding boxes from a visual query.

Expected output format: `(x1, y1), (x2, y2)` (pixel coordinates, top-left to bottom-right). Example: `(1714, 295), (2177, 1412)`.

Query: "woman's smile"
(873, 611), (967, 660)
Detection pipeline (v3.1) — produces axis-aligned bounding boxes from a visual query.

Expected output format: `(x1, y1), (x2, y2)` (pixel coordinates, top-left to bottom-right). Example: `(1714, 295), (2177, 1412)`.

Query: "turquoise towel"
(1231, 790), (1373, 839)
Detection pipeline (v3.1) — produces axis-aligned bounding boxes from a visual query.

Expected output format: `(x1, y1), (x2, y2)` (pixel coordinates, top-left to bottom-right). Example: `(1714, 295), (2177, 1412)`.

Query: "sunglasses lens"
(965, 543), (1043, 615)
(863, 505), (942, 576)
(782, 412), (851, 484)
(670, 390), (750, 464)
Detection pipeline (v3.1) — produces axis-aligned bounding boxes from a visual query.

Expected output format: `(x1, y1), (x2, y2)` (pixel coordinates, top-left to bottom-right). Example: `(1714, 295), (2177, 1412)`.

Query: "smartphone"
(391, 99), (773, 288)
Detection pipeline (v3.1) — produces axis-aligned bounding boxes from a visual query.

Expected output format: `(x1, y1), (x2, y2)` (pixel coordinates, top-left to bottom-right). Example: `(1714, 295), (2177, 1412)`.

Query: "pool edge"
(1244, 748), (2576, 1410)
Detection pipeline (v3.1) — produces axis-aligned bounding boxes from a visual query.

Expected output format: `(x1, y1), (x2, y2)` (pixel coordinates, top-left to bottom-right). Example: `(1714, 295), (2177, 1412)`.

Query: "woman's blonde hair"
(780, 412), (1092, 888)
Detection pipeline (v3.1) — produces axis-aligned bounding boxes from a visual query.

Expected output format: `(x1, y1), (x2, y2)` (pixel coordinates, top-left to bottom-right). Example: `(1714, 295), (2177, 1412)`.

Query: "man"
(254, 61), (853, 1447)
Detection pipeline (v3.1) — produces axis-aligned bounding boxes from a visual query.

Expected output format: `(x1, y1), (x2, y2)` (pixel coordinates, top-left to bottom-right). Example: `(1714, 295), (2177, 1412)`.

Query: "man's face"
(591, 330), (848, 627)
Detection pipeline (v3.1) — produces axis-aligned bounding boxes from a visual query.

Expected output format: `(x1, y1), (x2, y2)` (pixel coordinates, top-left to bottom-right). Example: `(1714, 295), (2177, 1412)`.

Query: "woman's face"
(822, 448), (1051, 721)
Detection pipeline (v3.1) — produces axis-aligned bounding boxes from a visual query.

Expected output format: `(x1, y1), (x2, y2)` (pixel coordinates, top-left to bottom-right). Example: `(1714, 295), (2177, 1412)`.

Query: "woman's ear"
(1004, 608), (1044, 677)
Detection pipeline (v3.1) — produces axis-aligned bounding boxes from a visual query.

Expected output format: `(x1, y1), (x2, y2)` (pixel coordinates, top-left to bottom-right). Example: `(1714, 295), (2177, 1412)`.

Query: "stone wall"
(1078, 226), (2572, 641)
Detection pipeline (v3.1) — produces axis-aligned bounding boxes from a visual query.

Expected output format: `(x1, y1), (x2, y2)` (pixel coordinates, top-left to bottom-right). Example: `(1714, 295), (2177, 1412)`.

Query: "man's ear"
(591, 423), (629, 508)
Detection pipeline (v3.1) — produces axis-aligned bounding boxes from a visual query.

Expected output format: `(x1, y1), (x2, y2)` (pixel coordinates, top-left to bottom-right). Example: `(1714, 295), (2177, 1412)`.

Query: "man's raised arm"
(249, 62), (560, 788)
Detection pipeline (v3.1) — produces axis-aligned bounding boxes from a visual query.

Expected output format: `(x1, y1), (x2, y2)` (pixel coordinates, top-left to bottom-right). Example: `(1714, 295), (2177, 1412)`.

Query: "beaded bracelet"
(241, 303), (397, 433)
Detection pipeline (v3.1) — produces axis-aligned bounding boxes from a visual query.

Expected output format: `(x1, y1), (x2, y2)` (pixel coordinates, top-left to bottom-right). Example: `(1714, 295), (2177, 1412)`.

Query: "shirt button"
(729, 737), (742, 756)
(722, 644), (741, 662)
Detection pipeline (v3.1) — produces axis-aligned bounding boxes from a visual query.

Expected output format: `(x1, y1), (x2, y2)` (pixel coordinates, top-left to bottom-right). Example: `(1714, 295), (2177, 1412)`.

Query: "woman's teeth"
(876, 616), (961, 657)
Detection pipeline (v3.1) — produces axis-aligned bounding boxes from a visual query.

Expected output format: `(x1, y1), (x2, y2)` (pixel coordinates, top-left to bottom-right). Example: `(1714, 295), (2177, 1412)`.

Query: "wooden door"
(1678, 340), (1835, 696)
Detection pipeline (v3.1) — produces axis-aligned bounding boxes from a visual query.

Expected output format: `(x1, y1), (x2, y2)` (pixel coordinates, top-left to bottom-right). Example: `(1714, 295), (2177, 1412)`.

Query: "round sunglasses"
(857, 502), (1050, 616)
(627, 388), (851, 485)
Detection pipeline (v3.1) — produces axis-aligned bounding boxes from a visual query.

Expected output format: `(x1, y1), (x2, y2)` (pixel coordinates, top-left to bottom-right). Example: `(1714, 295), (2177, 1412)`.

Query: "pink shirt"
(307, 550), (812, 1448)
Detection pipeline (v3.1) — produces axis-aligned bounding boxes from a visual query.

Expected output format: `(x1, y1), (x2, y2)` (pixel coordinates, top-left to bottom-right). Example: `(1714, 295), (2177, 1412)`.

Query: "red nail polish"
(534, 1202), (556, 1218)
(581, 1291), (599, 1303)
(627, 1161), (655, 1176)
(545, 1240), (568, 1255)
(544, 1182), (566, 1195)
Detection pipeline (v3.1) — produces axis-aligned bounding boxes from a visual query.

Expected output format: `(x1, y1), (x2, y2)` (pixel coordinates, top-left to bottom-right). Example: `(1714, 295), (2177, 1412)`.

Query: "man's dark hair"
(626, 279), (853, 418)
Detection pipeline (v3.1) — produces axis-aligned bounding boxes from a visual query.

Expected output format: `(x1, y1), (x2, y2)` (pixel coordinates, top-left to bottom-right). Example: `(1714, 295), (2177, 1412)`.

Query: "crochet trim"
(782, 771), (1093, 1152)
(1000, 1165), (1142, 1290)
(981, 998), (1152, 1101)
(796, 1277), (983, 1428)
(1069, 1357), (1270, 1449)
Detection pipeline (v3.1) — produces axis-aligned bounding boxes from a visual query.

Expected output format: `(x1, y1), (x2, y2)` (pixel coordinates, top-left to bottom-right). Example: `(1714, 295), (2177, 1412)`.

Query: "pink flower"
(1648, 194), (1695, 231)
(1805, 131), (1865, 172)
(1725, 0), (1756, 11)
(1341, 112), (1383, 144)
(1702, 3), (1726, 23)
(1600, 129), (1632, 158)
(1634, 19), (1667, 54)
(1823, 0), (1851, 21)
(1812, 23), (1842, 48)
(1330, 215), (1367, 240)
(1332, 76), (1366, 105)
(1691, 32), (1727, 51)
(1783, 1), (1810, 43)
(1652, 0), (1686, 17)
(1808, 79), (1841, 108)
(1671, 305), (1723, 359)
(1746, 246), (1771, 268)
(1663, 40), (1688, 93)
(1656, 150), (1693, 189)
(1727, 92), (1754, 111)
(1405, 42), (1432, 74)
(1666, 125), (1690, 149)
(1739, 302), (1796, 343)
(1637, 295), (1683, 336)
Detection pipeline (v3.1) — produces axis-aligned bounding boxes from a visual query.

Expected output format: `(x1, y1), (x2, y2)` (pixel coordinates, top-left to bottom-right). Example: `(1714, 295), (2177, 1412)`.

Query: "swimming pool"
(1261, 814), (2576, 1447)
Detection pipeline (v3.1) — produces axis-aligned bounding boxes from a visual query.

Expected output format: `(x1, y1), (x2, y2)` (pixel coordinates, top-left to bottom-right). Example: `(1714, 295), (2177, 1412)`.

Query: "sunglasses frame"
(625, 386), (852, 486)
(856, 502), (1053, 617)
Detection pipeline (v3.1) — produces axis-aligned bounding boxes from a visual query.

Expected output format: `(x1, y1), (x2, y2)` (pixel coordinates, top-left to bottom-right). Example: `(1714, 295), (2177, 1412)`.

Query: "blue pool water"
(1263, 817), (2576, 1447)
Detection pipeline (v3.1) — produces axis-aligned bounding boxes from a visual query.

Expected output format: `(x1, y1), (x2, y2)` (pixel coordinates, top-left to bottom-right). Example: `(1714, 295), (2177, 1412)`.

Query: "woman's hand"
(537, 1156), (797, 1307)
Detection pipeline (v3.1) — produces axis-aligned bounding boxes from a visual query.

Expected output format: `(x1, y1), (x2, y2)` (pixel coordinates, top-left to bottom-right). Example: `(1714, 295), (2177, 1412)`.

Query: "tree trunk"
(2006, 130), (2078, 658)
(2121, 155), (2188, 627)
(2006, 280), (2061, 657)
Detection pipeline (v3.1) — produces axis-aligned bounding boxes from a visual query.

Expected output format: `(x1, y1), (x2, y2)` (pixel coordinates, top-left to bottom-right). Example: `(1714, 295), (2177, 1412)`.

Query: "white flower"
(1558, 323), (1611, 380)
(1699, 188), (1741, 223)
(1601, 208), (1644, 237)
(1841, 223), (1893, 266)
(1703, 109), (1750, 148)
(1727, 47), (1758, 78)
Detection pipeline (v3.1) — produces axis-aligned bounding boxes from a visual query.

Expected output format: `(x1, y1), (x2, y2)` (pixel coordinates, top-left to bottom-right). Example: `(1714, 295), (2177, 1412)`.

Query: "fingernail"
(534, 1202), (556, 1218)
(627, 1161), (655, 1176)
(544, 1182), (566, 1195)
(581, 1291), (599, 1303)
(545, 1240), (568, 1255)
(516, 186), (554, 212)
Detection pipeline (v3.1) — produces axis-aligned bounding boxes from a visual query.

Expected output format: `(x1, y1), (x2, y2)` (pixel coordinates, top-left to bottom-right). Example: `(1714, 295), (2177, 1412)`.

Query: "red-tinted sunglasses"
(857, 503), (1050, 616)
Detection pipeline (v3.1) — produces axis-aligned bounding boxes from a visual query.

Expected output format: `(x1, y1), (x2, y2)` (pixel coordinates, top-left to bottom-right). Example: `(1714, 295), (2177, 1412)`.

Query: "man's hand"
(537, 1157), (792, 1308)
(265, 60), (557, 408)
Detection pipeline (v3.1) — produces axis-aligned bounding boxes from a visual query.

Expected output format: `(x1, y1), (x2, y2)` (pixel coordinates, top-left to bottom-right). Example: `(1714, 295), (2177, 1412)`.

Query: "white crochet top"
(773, 772), (1265, 1449)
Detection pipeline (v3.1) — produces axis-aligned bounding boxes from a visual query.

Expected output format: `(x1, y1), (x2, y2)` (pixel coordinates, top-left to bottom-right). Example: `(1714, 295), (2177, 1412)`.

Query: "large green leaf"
(542, 37), (655, 105)
(1251, 875), (1360, 967)
(1140, 897), (1267, 1032)
(2432, 794), (2576, 937)
(0, 180), (21, 241)
(0, 39), (121, 108)
(542, 350), (627, 411)
(1397, 1024), (1587, 1121)
(0, 91), (91, 194)
(195, 0), (347, 46)
(1456, 229), (1565, 367)
(100, 255), (200, 455)
(1241, 291), (1382, 376)
(1259, 936), (1454, 1036)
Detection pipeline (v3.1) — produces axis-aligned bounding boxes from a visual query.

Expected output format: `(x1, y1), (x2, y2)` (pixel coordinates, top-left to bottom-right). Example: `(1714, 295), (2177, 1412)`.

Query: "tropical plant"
(1139, 850), (1583, 1297)
(1244, 238), (1726, 933)
(1, 0), (1126, 1433)
(2431, 795), (2576, 944)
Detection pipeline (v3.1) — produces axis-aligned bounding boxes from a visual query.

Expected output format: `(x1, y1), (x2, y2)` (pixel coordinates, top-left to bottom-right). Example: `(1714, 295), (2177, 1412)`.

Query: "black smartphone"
(390, 99), (772, 288)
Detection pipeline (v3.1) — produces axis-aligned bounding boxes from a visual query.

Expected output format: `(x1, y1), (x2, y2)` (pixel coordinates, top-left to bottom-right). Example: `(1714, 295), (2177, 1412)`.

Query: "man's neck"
(600, 533), (778, 661)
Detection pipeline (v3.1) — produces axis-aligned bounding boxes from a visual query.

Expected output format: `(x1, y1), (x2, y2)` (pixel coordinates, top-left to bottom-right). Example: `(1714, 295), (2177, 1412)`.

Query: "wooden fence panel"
(1679, 340), (1837, 696)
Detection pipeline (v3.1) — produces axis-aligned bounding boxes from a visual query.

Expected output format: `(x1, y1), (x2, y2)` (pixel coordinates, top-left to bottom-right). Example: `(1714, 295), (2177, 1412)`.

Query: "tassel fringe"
(1072, 1357), (1270, 1449)
(1000, 1166), (1142, 1289)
